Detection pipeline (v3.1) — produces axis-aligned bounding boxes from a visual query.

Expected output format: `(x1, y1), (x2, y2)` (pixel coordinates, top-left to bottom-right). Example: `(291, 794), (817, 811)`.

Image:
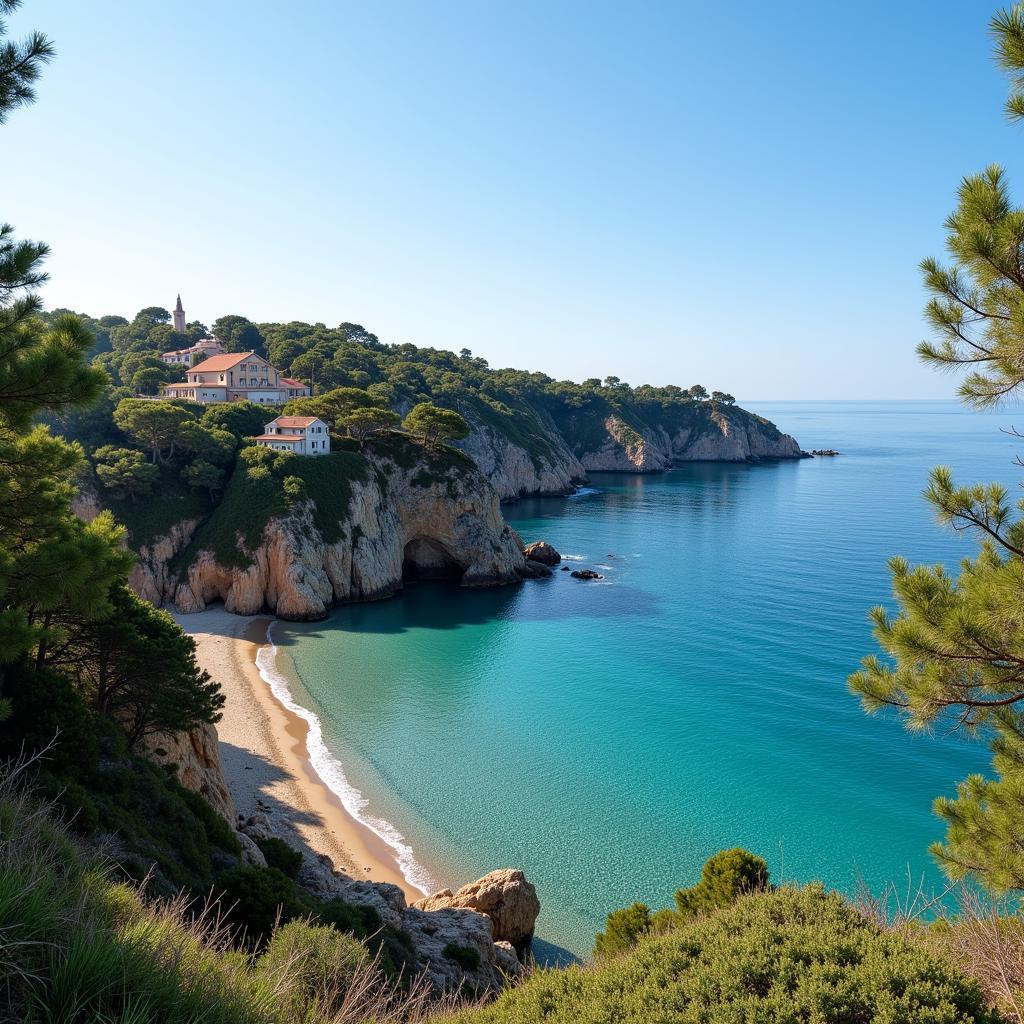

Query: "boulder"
(523, 558), (553, 578)
(523, 540), (561, 566)
(414, 868), (540, 957)
(571, 569), (603, 580)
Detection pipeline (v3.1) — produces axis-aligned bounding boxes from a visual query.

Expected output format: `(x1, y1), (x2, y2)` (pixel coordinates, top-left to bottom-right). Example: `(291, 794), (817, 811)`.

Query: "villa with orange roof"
(160, 350), (311, 405)
(253, 415), (330, 456)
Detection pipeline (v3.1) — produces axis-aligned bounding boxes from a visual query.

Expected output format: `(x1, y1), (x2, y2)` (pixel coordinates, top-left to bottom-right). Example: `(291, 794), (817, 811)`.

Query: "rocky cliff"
(456, 414), (586, 501)
(580, 407), (802, 472)
(449, 396), (801, 495)
(132, 440), (545, 621)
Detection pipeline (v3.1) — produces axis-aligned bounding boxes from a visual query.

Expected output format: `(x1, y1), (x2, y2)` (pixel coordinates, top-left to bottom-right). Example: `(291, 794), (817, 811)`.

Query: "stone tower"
(173, 294), (185, 333)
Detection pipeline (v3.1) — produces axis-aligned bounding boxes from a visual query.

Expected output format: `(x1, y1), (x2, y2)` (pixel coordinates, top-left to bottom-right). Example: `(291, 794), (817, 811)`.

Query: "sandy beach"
(171, 607), (422, 901)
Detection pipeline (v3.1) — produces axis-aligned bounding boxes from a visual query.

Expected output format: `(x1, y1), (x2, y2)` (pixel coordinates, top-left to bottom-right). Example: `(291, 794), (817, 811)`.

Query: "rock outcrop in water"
(522, 540), (561, 566)
(414, 869), (541, 957)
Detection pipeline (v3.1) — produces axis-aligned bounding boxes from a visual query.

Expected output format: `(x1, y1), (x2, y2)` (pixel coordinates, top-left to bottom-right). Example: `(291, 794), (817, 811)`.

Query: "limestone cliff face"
(137, 448), (540, 621)
(130, 519), (201, 605)
(448, 398), (801, 493)
(141, 723), (235, 823)
(456, 413), (586, 500)
(579, 409), (802, 472)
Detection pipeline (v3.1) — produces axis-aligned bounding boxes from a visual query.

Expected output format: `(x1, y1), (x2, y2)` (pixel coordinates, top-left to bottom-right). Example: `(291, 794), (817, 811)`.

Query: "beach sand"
(171, 607), (422, 901)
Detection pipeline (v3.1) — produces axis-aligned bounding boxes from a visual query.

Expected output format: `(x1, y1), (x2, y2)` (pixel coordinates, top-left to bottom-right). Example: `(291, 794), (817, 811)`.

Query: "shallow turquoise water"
(271, 400), (1024, 957)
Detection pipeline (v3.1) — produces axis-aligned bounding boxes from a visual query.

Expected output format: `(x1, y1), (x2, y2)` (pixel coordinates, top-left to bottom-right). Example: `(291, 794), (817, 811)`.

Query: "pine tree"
(850, 5), (1024, 895)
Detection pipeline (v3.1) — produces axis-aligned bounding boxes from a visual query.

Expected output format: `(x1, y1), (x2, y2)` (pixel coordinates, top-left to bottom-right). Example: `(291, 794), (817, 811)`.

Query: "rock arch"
(402, 536), (466, 582)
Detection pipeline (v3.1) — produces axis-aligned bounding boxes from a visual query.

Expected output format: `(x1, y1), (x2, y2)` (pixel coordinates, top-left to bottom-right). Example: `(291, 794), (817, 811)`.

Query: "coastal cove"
(243, 400), (1024, 957)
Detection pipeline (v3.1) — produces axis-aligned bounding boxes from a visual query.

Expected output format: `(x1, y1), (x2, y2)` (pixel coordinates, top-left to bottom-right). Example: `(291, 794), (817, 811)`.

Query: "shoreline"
(172, 607), (427, 902)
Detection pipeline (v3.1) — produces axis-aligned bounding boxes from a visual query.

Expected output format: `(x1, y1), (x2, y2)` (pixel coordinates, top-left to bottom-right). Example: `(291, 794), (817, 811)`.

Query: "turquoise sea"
(268, 400), (1024, 958)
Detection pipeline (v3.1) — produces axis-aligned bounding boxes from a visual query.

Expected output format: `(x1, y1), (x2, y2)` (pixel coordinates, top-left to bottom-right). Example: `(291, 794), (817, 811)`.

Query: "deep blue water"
(270, 400), (1024, 956)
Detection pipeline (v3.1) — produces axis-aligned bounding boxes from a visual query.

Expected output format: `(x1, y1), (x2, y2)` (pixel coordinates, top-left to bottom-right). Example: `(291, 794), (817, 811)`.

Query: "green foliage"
(595, 849), (769, 958)
(257, 921), (370, 1017)
(43, 583), (224, 749)
(88, 757), (241, 892)
(594, 903), (651, 959)
(181, 448), (368, 568)
(443, 941), (481, 971)
(403, 401), (470, 449)
(93, 444), (159, 501)
(101, 461), (210, 547)
(0, 783), (433, 1024)
(460, 886), (997, 1024)
(213, 865), (310, 946)
(182, 456), (224, 497)
(851, 11), (1024, 902)
(213, 314), (266, 355)
(200, 400), (269, 439)
(113, 398), (196, 463)
(674, 847), (770, 918)
(0, 2), (55, 125)
(341, 405), (400, 445)
(255, 837), (303, 880)
(0, 663), (100, 774)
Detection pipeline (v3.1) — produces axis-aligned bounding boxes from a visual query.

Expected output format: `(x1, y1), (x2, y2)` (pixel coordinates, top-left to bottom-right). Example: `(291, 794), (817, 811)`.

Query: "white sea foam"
(562, 554), (585, 562)
(568, 486), (600, 498)
(254, 621), (435, 895)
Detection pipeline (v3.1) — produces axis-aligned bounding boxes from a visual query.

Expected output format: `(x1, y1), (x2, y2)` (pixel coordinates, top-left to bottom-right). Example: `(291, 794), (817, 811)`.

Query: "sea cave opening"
(402, 537), (466, 583)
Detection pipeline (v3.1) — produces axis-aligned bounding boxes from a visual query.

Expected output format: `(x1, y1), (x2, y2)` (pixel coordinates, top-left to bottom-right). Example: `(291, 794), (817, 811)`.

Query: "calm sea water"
(269, 400), (1024, 957)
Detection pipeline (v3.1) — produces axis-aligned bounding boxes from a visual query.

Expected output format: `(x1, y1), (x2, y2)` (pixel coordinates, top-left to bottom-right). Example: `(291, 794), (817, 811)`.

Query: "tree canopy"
(850, 6), (1024, 897)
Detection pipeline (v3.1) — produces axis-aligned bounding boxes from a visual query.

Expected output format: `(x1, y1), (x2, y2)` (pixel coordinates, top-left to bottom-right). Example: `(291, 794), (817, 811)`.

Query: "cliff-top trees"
(341, 406), (400, 446)
(850, 5), (1024, 895)
(402, 402), (470, 450)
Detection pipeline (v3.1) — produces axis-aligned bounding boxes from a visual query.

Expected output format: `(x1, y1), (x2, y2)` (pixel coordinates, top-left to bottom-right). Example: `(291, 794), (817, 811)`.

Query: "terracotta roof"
(253, 433), (303, 442)
(280, 378), (307, 387)
(270, 416), (318, 427)
(190, 350), (261, 373)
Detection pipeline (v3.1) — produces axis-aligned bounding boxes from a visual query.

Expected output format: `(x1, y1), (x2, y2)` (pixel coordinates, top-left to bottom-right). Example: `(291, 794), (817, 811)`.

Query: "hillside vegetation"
(0, 781), (1003, 1024)
(45, 302), (797, 504)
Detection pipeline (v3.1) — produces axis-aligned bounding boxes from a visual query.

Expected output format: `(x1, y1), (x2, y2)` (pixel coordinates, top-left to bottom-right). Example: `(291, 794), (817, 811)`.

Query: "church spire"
(173, 293), (185, 333)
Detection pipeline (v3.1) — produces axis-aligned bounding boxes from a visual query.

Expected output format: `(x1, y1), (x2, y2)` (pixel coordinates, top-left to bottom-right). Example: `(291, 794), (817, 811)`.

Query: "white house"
(253, 415), (331, 456)
(161, 337), (223, 367)
(160, 351), (310, 405)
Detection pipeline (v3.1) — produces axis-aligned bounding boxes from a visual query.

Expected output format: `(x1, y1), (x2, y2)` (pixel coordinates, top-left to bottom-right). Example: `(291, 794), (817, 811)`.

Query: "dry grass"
(0, 754), (492, 1024)
(854, 871), (1024, 1023)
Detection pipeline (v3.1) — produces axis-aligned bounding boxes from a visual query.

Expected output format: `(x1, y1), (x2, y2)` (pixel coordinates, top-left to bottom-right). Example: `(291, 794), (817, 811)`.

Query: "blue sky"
(3, 1), (1015, 398)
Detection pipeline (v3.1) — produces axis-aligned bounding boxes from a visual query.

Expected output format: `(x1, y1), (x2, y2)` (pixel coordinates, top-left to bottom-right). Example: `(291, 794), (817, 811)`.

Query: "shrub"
(443, 941), (481, 972)
(0, 665), (100, 775)
(594, 849), (770, 958)
(256, 837), (303, 879)
(315, 895), (380, 935)
(89, 758), (240, 892)
(674, 847), (769, 918)
(213, 865), (310, 946)
(456, 886), (998, 1024)
(594, 902), (651, 959)
(258, 920), (370, 1015)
